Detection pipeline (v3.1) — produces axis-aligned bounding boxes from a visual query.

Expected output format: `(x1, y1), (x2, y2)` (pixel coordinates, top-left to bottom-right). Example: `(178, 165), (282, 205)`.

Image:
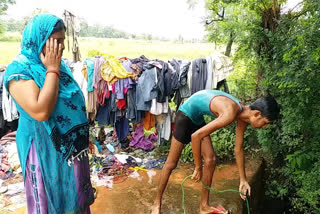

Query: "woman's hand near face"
(40, 38), (63, 71)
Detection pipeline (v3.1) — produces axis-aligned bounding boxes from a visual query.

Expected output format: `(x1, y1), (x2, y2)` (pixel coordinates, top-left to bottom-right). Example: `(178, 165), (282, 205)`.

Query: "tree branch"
(206, 7), (225, 25)
(205, 18), (224, 25)
(217, 8), (225, 18)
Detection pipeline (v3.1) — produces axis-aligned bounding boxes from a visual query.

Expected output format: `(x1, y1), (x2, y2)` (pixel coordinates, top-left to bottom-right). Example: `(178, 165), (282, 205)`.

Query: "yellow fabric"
(129, 166), (148, 172)
(100, 55), (134, 84)
(101, 63), (117, 84)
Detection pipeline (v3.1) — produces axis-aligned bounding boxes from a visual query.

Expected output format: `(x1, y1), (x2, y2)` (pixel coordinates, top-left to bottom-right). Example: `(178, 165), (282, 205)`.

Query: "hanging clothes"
(2, 82), (18, 122)
(191, 58), (207, 94)
(168, 58), (191, 98)
(205, 55), (213, 89)
(92, 56), (106, 89)
(165, 63), (179, 100)
(72, 61), (88, 103)
(84, 58), (95, 92)
(116, 99), (126, 110)
(121, 59), (136, 86)
(178, 60), (191, 98)
(114, 78), (131, 99)
(130, 55), (149, 77)
(100, 55), (134, 84)
(126, 86), (144, 124)
(136, 66), (157, 111)
(150, 97), (169, 116)
(142, 111), (156, 130)
(81, 63), (88, 81)
(209, 52), (234, 89)
(151, 60), (166, 103)
(156, 111), (171, 146)
(87, 90), (97, 122)
(187, 61), (193, 92)
(96, 80), (110, 106)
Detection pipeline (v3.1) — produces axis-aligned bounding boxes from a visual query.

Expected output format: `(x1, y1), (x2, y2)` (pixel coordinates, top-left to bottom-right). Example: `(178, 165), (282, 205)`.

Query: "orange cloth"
(142, 111), (156, 130)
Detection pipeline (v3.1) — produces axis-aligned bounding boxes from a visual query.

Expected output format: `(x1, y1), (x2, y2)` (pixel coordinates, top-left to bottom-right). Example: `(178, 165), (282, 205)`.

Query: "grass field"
(0, 36), (218, 65)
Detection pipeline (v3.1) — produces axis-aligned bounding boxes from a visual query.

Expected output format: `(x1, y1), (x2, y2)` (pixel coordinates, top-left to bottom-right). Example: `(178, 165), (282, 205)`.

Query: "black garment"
(173, 90), (183, 110)
(173, 110), (205, 145)
(191, 58), (207, 94)
(168, 58), (191, 90)
(130, 55), (150, 75)
(154, 60), (176, 103)
(0, 118), (19, 139)
(216, 79), (230, 93)
(155, 61), (166, 103)
(164, 64), (177, 100)
(179, 62), (191, 88)
(168, 59), (191, 108)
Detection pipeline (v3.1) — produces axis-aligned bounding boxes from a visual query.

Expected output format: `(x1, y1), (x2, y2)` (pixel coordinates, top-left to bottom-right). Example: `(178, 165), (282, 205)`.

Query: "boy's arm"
(191, 109), (237, 182)
(235, 119), (250, 199)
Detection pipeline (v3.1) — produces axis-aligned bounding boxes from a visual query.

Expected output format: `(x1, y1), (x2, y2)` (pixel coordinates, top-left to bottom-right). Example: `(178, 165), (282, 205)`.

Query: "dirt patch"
(9, 158), (263, 214)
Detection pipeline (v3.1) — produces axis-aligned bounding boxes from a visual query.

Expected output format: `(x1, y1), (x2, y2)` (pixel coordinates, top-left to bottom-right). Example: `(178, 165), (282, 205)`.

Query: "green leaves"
(285, 150), (315, 173)
(181, 144), (194, 163)
(204, 0), (320, 212)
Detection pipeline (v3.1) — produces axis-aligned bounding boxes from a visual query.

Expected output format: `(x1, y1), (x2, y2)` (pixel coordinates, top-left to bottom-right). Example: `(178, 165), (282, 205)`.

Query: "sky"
(4, 0), (302, 40)
(4, 0), (208, 40)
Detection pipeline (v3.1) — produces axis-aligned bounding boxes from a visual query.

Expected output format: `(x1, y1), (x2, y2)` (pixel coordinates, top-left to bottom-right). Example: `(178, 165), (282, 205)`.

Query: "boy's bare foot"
(151, 204), (161, 214)
(200, 204), (216, 213)
(200, 205), (228, 214)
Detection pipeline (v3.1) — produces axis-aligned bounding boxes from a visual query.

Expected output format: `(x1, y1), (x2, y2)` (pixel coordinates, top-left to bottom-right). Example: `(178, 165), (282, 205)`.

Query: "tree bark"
(225, 32), (234, 57)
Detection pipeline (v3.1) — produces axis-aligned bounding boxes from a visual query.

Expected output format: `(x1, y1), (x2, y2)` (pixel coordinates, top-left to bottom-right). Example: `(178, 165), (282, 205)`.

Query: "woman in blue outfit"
(4, 14), (94, 213)
(152, 90), (280, 214)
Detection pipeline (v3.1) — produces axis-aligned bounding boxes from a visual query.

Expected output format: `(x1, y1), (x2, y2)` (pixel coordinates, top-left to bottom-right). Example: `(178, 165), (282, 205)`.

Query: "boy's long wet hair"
(250, 97), (280, 121)
(52, 20), (66, 34)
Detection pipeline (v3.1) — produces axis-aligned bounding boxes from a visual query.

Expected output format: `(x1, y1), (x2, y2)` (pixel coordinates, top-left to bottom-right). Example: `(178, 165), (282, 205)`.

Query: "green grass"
(0, 35), (217, 65)
(0, 41), (20, 65)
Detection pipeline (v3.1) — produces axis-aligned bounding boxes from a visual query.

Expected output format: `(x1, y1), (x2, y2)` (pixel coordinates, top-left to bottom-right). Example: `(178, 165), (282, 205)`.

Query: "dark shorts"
(173, 110), (206, 145)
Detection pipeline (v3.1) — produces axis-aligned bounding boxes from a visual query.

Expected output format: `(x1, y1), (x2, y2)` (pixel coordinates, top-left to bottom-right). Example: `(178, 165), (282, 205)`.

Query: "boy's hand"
(191, 167), (202, 182)
(239, 180), (251, 200)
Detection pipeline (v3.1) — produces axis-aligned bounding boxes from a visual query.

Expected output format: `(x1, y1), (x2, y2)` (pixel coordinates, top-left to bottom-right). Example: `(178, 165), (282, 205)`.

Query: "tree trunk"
(219, 31), (234, 93)
(225, 32), (234, 57)
(224, 33), (234, 56)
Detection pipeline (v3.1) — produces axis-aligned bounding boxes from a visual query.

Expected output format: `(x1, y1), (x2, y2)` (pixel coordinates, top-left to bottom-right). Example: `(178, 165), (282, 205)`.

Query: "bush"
(87, 49), (103, 57)
(254, 2), (320, 212)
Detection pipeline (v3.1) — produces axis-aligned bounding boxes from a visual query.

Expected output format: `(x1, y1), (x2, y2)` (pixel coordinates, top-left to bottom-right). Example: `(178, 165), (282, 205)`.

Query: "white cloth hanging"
(207, 52), (234, 89)
(2, 82), (18, 122)
(72, 62), (88, 104)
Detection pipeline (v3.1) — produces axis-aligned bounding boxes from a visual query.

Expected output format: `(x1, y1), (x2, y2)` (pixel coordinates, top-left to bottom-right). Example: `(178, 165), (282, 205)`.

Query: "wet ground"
(12, 158), (262, 214)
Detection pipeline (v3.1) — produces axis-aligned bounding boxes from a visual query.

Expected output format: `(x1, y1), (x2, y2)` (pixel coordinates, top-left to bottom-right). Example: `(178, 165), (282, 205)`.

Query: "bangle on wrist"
(46, 70), (60, 78)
